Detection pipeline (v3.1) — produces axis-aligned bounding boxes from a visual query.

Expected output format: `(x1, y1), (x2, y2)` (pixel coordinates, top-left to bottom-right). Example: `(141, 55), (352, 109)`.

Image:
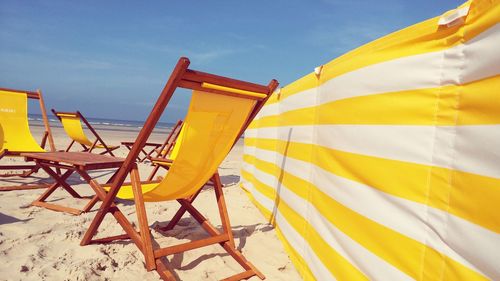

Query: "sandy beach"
(0, 124), (301, 281)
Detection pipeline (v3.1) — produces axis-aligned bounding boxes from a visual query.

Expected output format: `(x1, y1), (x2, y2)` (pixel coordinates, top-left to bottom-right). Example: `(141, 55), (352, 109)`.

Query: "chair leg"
(0, 162), (40, 179)
(155, 259), (177, 281)
(20, 165), (40, 177)
(147, 165), (161, 181)
(160, 188), (203, 231)
(66, 140), (75, 152)
(171, 175), (265, 280)
(213, 173), (235, 248)
(0, 183), (50, 192)
(130, 164), (156, 271)
(79, 169), (146, 252)
(82, 195), (100, 212)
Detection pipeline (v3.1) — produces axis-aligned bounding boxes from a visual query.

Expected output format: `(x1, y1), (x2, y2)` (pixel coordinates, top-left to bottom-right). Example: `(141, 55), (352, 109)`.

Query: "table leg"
(33, 169), (73, 202)
(31, 163), (99, 215)
(39, 164), (82, 198)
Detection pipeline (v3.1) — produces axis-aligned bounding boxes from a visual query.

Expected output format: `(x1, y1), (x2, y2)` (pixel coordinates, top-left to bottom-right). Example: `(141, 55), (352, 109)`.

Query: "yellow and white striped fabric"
(241, 1), (500, 280)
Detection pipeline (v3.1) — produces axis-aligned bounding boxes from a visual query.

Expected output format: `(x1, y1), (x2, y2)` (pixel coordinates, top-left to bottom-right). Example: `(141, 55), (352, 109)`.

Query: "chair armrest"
(121, 141), (162, 147)
(149, 157), (173, 163)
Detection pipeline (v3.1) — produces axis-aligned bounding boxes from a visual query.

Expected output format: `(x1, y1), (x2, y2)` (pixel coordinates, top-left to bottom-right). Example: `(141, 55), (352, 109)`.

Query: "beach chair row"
(0, 57), (279, 280)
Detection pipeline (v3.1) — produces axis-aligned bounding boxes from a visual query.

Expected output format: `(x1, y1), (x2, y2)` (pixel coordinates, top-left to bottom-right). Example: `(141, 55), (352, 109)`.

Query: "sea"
(28, 113), (175, 133)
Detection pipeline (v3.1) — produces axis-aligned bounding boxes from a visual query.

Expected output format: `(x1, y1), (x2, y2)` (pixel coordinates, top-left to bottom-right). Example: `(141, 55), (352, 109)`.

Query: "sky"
(0, 0), (464, 122)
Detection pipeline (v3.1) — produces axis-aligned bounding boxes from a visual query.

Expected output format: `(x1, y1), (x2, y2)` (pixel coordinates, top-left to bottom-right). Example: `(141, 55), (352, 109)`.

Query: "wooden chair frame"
(80, 57), (279, 280)
(145, 119), (183, 181)
(0, 87), (56, 191)
(121, 119), (183, 163)
(51, 110), (119, 156)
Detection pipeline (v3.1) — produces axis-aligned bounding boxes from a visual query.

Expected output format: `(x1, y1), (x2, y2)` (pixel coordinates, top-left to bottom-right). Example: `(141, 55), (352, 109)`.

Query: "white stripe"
(254, 24), (500, 121)
(462, 24), (500, 83)
(256, 102), (280, 119)
(257, 88), (317, 121)
(245, 124), (500, 179)
(454, 126), (500, 179)
(244, 148), (500, 279)
(241, 180), (337, 281)
(243, 169), (413, 280)
(246, 125), (436, 167)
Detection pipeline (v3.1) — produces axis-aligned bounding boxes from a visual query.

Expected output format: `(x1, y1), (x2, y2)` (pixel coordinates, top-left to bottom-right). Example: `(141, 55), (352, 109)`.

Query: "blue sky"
(0, 0), (463, 122)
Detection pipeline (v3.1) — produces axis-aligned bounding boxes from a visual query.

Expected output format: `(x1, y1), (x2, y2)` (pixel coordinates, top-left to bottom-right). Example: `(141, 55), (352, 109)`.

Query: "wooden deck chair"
(0, 87), (56, 191)
(121, 119), (183, 163)
(51, 110), (119, 156)
(145, 119), (184, 181)
(78, 57), (278, 280)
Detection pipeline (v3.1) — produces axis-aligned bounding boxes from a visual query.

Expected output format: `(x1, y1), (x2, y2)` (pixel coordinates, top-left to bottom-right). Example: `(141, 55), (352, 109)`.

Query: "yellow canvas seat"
(81, 57), (278, 280)
(0, 88), (56, 184)
(111, 91), (254, 201)
(52, 110), (119, 156)
(0, 91), (45, 154)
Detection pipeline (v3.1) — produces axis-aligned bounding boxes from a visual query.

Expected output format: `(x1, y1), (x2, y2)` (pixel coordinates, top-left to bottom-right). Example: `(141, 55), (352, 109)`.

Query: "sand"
(0, 125), (301, 281)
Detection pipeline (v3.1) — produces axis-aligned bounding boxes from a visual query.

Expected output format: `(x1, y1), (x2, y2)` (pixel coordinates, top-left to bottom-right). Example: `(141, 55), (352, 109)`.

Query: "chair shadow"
(182, 175), (239, 196)
(153, 217), (275, 272)
(111, 174), (239, 207)
(270, 128), (293, 225)
(0, 174), (54, 186)
(86, 213), (274, 280)
(220, 174), (240, 187)
(0, 169), (117, 187)
(0, 212), (32, 225)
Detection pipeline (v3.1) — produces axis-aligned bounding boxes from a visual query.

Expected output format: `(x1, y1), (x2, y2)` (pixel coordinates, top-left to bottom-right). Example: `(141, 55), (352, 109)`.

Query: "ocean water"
(28, 113), (175, 132)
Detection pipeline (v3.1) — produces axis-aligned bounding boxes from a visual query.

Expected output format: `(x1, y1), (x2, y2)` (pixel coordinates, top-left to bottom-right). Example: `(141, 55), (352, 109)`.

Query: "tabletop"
(21, 152), (125, 170)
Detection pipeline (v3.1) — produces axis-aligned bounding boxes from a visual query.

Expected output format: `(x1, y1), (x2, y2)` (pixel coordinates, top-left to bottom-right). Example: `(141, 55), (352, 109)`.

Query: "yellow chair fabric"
(154, 124), (185, 161)
(114, 90), (255, 202)
(58, 114), (118, 149)
(168, 125), (184, 160)
(242, 0), (500, 280)
(59, 115), (95, 146)
(0, 90), (45, 153)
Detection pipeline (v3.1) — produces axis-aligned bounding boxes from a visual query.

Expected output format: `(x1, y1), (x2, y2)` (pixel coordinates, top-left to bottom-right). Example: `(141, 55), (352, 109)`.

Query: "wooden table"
(22, 152), (125, 215)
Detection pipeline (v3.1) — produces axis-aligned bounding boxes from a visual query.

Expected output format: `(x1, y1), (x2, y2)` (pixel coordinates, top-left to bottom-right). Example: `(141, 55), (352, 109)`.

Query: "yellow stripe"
(240, 184), (317, 281)
(201, 82), (268, 99)
(250, 75), (500, 128)
(241, 172), (369, 281)
(262, 1), (499, 106)
(457, 75), (500, 124)
(56, 113), (78, 118)
(273, 223), (316, 281)
(243, 156), (489, 280)
(245, 138), (500, 233)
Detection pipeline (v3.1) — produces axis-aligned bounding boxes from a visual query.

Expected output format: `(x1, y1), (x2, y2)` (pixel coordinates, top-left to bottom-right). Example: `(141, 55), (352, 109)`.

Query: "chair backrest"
(144, 89), (257, 201)
(106, 57), (278, 203)
(0, 90), (46, 154)
(52, 111), (94, 146)
(56, 112), (93, 146)
(156, 119), (183, 159)
(167, 123), (184, 160)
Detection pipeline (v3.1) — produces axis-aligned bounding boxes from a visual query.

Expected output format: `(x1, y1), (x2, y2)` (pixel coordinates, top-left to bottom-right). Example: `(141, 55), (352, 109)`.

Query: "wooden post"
(38, 89), (56, 152)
